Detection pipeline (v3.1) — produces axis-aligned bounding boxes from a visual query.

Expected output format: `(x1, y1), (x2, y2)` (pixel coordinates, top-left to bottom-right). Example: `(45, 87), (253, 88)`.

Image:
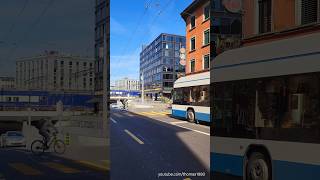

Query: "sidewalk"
(24, 122), (110, 171)
(129, 99), (171, 111)
(57, 129), (109, 171)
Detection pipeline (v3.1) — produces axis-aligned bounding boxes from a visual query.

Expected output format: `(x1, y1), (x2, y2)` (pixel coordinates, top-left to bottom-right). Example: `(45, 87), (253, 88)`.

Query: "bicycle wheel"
(54, 140), (66, 154)
(31, 140), (45, 155)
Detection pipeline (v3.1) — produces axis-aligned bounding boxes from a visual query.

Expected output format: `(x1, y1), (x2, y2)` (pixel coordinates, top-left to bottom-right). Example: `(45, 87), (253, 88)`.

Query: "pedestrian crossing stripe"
(6, 160), (109, 176)
(9, 163), (42, 175)
(76, 160), (109, 171)
(42, 162), (80, 173)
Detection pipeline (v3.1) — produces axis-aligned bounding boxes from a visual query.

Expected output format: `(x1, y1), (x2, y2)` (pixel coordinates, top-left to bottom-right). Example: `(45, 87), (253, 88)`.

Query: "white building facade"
(115, 78), (140, 91)
(0, 77), (15, 90)
(16, 51), (95, 92)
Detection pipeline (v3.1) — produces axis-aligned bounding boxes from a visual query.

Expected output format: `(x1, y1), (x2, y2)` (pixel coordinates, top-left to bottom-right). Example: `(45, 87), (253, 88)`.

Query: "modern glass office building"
(140, 33), (186, 99)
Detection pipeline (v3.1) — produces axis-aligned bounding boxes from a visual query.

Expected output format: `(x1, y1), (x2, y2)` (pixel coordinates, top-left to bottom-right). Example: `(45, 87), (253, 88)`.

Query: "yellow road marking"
(76, 160), (109, 171)
(42, 162), (80, 173)
(160, 112), (171, 115)
(136, 112), (149, 115)
(136, 111), (170, 116)
(124, 129), (144, 144)
(151, 111), (169, 115)
(100, 160), (110, 169)
(145, 112), (160, 115)
(184, 178), (192, 180)
(171, 121), (188, 124)
(9, 163), (42, 175)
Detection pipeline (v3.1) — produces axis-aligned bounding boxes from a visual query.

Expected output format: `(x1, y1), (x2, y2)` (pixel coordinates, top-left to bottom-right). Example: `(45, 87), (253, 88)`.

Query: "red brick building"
(242, 0), (320, 46)
(181, 0), (210, 75)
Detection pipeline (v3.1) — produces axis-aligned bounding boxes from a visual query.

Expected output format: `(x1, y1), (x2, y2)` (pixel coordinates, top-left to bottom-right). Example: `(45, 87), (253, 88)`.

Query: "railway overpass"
(110, 96), (138, 104)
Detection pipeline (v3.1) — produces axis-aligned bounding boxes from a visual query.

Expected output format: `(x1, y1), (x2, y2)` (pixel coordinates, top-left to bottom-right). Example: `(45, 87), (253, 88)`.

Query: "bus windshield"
(173, 85), (210, 107)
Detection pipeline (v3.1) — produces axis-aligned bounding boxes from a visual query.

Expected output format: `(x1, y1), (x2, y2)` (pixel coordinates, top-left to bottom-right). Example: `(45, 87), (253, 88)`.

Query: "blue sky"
(110, 0), (192, 84)
(0, 0), (95, 76)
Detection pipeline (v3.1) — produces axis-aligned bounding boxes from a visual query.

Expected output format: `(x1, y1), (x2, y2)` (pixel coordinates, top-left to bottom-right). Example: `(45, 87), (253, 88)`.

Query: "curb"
(73, 160), (109, 172)
(58, 155), (109, 172)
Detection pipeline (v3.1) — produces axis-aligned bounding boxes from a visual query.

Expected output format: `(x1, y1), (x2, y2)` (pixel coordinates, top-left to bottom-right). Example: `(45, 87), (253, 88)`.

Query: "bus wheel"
(187, 109), (195, 123)
(246, 152), (270, 180)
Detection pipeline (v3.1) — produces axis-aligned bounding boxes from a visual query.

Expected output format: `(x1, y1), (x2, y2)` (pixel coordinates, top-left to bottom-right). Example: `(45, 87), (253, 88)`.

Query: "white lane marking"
(112, 113), (210, 136)
(170, 121), (188, 125)
(174, 124), (210, 136)
(124, 129), (144, 145)
(110, 118), (117, 124)
(155, 119), (210, 136)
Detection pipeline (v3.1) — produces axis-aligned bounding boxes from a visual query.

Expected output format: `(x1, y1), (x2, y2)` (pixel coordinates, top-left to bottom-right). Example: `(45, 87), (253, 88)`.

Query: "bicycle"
(31, 134), (66, 155)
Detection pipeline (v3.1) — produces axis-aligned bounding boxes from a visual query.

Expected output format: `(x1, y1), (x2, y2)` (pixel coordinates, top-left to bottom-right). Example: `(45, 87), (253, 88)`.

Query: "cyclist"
(120, 99), (128, 110)
(34, 118), (58, 148)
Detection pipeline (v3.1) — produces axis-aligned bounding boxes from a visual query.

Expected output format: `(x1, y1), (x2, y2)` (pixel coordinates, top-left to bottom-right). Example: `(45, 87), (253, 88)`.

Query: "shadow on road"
(111, 109), (210, 180)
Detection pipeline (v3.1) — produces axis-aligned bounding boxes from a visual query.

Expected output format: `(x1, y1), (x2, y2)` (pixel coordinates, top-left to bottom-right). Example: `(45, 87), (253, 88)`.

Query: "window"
(231, 19), (242, 34)
(190, 37), (196, 51)
(190, 15), (196, 29)
(164, 50), (170, 57)
(173, 85), (210, 106)
(163, 74), (173, 79)
(204, 4), (210, 20)
(175, 51), (180, 57)
(221, 18), (231, 34)
(163, 82), (173, 87)
(258, 0), (272, 33)
(204, 29), (210, 45)
(190, 59), (195, 73)
(13, 97), (19, 102)
(301, 0), (319, 24)
(203, 54), (210, 69)
(213, 72), (320, 143)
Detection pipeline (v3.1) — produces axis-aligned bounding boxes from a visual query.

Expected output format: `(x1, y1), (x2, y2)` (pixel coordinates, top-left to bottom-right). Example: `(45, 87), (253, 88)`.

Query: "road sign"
(179, 48), (186, 54)
(180, 59), (186, 66)
(222, 0), (242, 13)
(180, 53), (186, 60)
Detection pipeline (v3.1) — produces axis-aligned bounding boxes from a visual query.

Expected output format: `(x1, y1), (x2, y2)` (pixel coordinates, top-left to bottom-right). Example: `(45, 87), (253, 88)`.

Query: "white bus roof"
(174, 71), (210, 88)
(212, 32), (320, 82)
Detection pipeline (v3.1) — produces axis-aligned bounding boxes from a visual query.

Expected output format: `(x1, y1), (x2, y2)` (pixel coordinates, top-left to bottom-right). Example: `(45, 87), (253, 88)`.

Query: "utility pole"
(141, 72), (144, 103)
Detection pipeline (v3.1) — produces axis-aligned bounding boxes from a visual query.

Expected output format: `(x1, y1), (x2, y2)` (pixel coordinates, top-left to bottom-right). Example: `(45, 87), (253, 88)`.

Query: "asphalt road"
(0, 148), (109, 180)
(110, 108), (210, 180)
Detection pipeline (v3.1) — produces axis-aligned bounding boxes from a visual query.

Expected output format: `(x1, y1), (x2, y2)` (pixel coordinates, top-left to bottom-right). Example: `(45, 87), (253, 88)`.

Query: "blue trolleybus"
(211, 32), (320, 180)
(172, 71), (210, 123)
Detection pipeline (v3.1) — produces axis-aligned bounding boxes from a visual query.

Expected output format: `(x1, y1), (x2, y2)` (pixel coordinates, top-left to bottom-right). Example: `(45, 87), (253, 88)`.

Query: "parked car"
(110, 102), (123, 109)
(1, 131), (26, 148)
